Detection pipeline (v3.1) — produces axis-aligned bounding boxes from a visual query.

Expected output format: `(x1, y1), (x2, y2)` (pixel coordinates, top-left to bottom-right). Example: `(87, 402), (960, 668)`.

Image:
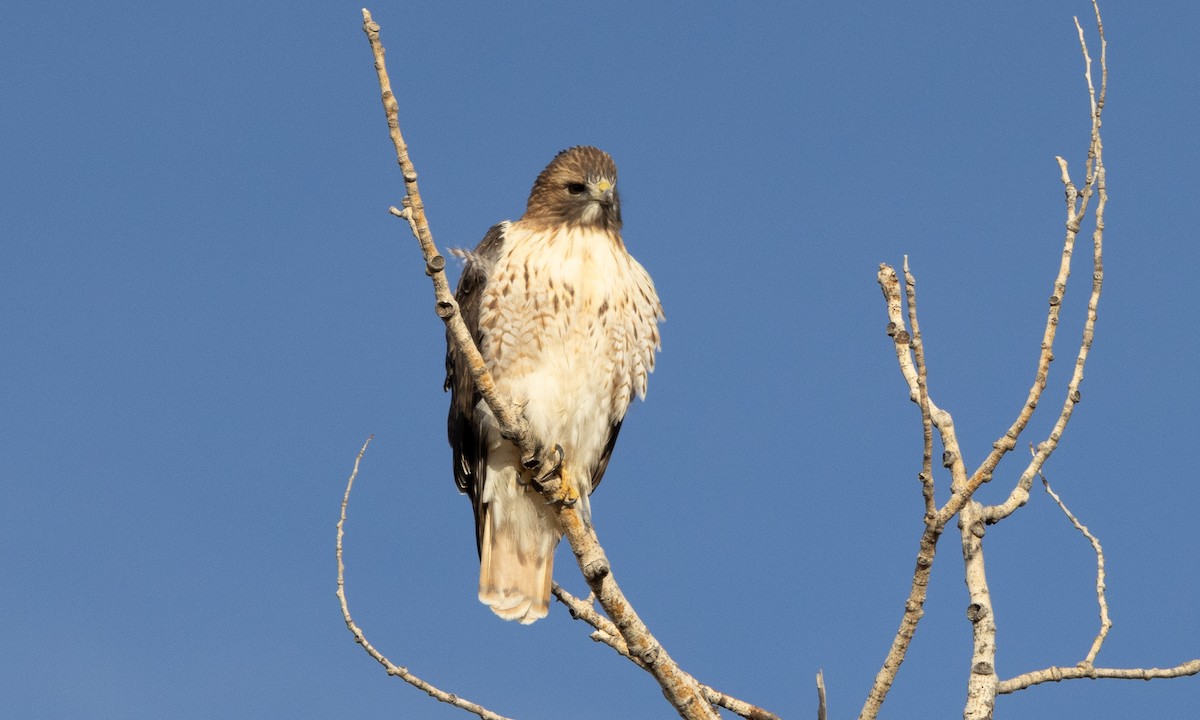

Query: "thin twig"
(982, 0), (1107, 524)
(551, 583), (643, 666)
(336, 437), (513, 720)
(903, 257), (937, 519)
(550, 584), (783, 720)
(998, 660), (1200, 694)
(1036, 456), (1110, 666)
(867, 6), (1115, 718)
(361, 10), (720, 719)
(967, 8), (1106, 497)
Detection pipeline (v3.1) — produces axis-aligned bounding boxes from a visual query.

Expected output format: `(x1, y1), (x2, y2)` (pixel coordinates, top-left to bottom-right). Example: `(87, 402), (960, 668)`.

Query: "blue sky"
(3, 2), (1198, 718)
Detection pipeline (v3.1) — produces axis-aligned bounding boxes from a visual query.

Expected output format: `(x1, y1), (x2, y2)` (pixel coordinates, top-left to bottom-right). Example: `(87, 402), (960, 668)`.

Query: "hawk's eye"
(566, 182), (587, 195)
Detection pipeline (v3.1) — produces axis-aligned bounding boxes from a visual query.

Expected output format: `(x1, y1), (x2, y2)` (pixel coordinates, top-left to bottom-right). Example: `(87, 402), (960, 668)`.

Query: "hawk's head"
(524, 146), (621, 232)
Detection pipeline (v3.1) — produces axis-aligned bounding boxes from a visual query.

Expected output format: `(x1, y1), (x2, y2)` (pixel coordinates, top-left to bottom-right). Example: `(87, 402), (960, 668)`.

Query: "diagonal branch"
(551, 584), (783, 720)
(982, 2), (1107, 524)
(360, 10), (723, 720)
(969, 4), (1108, 497)
(336, 437), (514, 720)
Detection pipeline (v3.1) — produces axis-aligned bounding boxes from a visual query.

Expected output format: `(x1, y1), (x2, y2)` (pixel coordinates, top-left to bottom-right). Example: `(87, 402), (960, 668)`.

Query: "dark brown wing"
(589, 420), (623, 494)
(446, 222), (507, 556)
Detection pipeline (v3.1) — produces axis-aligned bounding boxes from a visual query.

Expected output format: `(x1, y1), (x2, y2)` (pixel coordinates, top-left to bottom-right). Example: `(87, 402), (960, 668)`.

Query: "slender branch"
(982, 3), (1107, 524)
(336, 437), (513, 720)
(969, 4), (1107, 497)
(361, 11), (533, 465)
(861, 265), (965, 720)
(868, 7), (1116, 718)
(998, 660), (1200, 694)
(361, 10), (719, 719)
(550, 584), (782, 720)
(551, 583), (643, 666)
(1037, 459), (1110, 665)
(963, 7), (1109, 717)
(903, 257), (937, 519)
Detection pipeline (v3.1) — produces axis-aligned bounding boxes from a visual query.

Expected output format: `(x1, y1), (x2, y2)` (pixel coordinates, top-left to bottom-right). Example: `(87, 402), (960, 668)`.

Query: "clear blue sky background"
(3, 2), (1197, 718)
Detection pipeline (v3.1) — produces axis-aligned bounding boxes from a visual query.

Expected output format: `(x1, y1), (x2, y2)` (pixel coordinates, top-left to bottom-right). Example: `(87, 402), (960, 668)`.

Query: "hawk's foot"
(532, 444), (578, 507)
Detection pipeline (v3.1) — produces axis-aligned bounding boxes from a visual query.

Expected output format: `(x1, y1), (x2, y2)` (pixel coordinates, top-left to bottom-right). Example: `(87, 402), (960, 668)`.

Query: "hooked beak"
(592, 179), (615, 206)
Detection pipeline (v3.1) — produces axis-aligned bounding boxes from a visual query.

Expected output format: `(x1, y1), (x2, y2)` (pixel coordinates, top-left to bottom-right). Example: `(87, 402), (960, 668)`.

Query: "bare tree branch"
(1036, 458), (1110, 666)
(865, 4), (1127, 719)
(960, 499), (997, 720)
(981, 4), (1107, 524)
(359, 10), (723, 719)
(903, 257), (937, 520)
(550, 584), (782, 720)
(860, 264), (963, 720)
(998, 661), (1200, 694)
(551, 583), (643, 666)
(992, 458), (1200, 696)
(336, 437), (513, 720)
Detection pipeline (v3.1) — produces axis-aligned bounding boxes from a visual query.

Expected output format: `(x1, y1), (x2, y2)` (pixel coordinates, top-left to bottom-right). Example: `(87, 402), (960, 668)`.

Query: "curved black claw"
(535, 443), (564, 485)
(535, 444), (576, 506)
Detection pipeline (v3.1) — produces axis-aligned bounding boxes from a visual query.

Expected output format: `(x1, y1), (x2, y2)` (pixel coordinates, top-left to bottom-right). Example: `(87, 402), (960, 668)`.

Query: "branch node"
(966, 603), (988, 623)
(583, 558), (611, 581)
(426, 254), (446, 276)
(640, 644), (662, 666)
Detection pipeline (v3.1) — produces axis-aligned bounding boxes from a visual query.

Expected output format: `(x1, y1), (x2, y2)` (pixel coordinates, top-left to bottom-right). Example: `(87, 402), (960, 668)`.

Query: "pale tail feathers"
(478, 508), (555, 624)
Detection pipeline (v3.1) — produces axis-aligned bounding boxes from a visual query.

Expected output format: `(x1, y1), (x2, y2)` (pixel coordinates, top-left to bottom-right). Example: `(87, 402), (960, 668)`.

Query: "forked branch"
(357, 9), (728, 720)
(858, 4), (1186, 719)
(992, 461), (1200, 695)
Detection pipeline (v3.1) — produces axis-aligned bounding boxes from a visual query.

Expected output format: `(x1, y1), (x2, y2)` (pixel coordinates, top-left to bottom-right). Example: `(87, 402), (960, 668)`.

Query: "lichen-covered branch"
(360, 9), (720, 719)
(336, 437), (513, 720)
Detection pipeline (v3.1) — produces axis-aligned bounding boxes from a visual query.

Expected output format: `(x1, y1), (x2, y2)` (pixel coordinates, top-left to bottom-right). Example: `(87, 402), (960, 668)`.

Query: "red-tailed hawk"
(446, 146), (663, 623)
